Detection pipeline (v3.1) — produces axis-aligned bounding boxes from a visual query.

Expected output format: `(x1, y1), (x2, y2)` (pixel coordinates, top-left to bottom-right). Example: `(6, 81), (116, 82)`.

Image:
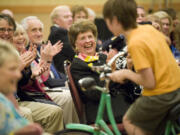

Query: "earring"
(75, 47), (79, 54)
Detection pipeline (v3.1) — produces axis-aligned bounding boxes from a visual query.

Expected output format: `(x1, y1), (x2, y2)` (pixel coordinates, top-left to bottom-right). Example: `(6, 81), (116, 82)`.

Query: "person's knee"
(123, 114), (132, 128)
(64, 91), (73, 102)
(51, 105), (63, 117)
(62, 91), (73, 105)
(19, 106), (33, 122)
(123, 114), (128, 123)
(43, 105), (63, 122)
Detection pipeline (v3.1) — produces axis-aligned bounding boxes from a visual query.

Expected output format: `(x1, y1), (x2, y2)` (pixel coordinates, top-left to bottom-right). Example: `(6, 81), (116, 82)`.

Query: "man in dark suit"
(48, 5), (75, 73)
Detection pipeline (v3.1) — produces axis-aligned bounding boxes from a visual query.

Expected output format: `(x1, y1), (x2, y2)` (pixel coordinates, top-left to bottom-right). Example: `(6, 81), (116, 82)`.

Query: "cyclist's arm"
(109, 68), (155, 90)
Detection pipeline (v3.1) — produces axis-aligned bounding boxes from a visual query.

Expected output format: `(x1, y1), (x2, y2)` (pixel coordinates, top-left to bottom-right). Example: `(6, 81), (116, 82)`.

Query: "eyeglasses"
(0, 28), (14, 33)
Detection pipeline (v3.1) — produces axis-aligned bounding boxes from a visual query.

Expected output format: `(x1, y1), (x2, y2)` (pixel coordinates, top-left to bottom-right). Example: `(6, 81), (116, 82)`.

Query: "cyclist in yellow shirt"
(103, 0), (180, 134)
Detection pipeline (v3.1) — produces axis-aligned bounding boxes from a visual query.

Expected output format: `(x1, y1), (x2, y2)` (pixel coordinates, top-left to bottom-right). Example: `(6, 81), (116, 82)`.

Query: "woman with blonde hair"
(13, 23), (66, 133)
(0, 40), (43, 135)
(146, 14), (162, 31)
(13, 23), (29, 54)
(153, 11), (180, 58)
(153, 11), (172, 37)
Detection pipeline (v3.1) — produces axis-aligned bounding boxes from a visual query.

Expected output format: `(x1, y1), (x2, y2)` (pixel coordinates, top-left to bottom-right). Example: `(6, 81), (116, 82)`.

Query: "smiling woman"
(0, 14), (16, 42)
(68, 20), (132, 124)
(0, 40), (21, 95)
(0, 40), (28, 134)
(13, 23), (29, 53)
(0, 40), (46, 135)
(68, 20), (97, 55)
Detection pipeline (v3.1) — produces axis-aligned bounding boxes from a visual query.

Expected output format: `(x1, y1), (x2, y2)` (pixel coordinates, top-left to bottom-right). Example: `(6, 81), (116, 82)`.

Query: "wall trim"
(0, 3), (180, 14)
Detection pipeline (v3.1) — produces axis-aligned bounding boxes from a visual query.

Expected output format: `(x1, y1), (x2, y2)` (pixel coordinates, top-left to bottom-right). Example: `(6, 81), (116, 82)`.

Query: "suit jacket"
(48, 26), (75, 73)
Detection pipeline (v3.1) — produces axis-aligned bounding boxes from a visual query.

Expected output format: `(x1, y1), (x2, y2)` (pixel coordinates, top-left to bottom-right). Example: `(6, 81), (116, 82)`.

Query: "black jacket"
(70, 53), (131, 124)
(48, 26), (75, 73)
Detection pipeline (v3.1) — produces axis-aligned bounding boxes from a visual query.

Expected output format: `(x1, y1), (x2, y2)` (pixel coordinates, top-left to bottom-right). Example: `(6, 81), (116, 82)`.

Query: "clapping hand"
(40, 40), (63, 62)
(31, 61), (49, 79)
(19, 43), (37, 70)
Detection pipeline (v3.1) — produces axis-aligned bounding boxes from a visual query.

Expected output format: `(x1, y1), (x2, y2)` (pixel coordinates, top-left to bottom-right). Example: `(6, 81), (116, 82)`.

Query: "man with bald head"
(48, 5), (75, 73)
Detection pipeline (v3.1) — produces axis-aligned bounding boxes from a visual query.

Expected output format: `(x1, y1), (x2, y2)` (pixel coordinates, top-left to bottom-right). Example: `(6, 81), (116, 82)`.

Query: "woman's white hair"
(14, 23), (29, 47)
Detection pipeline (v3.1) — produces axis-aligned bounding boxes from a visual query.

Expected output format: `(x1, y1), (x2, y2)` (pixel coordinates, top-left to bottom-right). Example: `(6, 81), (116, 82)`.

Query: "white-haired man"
(21, 16), (79, 125)
(48, 5), (75, 74)
(86, 7), (96, 22)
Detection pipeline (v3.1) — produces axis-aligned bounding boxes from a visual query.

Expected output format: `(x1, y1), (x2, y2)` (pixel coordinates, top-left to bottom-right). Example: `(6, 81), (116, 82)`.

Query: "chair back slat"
(64, 61), (86, 123)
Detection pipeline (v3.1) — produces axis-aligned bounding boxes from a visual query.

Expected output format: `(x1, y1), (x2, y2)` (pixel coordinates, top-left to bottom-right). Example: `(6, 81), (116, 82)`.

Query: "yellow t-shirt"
(127, 25), (180, 96)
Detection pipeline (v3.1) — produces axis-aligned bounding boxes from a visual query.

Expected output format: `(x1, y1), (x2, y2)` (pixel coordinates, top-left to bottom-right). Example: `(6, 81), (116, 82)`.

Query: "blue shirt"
(0, 93), (29, 135)
(170, 45), (180, 58)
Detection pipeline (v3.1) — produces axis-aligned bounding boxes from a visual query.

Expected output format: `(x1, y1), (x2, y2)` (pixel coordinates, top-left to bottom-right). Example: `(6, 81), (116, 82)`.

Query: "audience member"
(0, 13), (64, 133)
(1, 9), (14, 18)
(161, 8), (180, 54)
(174, 23), (180, 52)
(146, 14), (162, 31)
(21, 16), (79, 124)
(86, 7), (96, 22)
(0, 40), (44, 135)
(0, 14), (15, 42)
(136, 6), (146, 23)
(9, 19), (64, 133)
(0, 14), (37, 123)
(71, 5), (88, 23)
(174, 23), (180, 65)
(68, 20), (137, 124)
(161, 8), (179, 28)
(153, 11), (172, 37)
(48, 5), (75, 73)
(153, 11), (180, 58)
(103, 0), (180, 134)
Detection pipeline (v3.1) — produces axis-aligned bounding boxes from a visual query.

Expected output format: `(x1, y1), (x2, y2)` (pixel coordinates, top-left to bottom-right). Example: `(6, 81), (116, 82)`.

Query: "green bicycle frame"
(66, 92), (121, 135)
(165, 120), (180, 135)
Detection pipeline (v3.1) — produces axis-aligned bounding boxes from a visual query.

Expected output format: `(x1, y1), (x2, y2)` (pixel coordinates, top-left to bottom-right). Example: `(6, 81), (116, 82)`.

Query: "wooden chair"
(64, 60), (86, 123)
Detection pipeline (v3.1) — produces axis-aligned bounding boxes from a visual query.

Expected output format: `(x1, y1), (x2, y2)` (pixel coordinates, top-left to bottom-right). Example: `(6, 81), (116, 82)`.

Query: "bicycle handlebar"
(79, 50), (127, 92)
(78, 77), (106, 92)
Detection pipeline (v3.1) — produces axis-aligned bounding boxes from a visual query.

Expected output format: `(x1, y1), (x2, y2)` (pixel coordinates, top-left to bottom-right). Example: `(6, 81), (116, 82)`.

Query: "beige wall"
(0, 0), (180, 40)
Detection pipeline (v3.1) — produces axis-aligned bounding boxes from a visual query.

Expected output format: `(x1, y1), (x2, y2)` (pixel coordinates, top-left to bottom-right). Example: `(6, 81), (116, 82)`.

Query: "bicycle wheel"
(54, 129), (93, 135)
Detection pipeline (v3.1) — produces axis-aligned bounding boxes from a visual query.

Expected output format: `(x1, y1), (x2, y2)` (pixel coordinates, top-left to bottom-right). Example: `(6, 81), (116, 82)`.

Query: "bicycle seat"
(167, 103), (180, 121)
